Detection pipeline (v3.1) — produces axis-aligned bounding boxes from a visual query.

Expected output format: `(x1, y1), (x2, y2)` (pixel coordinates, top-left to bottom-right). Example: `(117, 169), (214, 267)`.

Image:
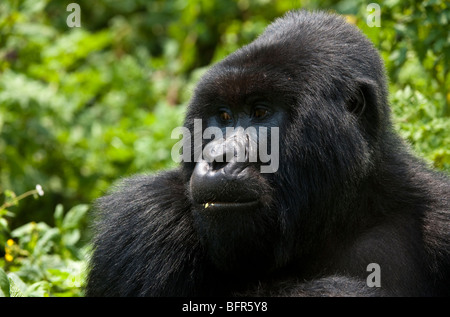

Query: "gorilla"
(86, 10), (450, 296)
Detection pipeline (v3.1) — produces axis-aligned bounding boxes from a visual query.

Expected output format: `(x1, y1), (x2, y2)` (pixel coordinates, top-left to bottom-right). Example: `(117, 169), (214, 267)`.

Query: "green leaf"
(62, 229), (81, 246)
(11, 221), (50, 238)
(7, 273), (26, 297)
(34, 227), (60, 255)
(54, 204), (64, 229)
(62, 204), (89, 230)
(25, 281), (50, 297)
(0, 268), (10, 297)
(0, 218), (9, 231)
(4, 190), (16, 200)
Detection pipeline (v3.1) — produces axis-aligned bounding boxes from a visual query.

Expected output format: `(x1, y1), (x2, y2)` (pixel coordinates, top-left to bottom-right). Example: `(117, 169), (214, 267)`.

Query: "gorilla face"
(182, 12), (387, 274)
(186, 73), (288, 274)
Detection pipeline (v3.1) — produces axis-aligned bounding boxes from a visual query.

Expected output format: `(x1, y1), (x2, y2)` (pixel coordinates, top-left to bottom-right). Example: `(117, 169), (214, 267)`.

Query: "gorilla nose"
(190, 158), (257, 204)
(190, 137), (259, 205)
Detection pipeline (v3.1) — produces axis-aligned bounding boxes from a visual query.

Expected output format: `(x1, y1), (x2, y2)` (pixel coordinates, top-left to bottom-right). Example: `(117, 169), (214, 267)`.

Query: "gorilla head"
(183, 11), (388, 274)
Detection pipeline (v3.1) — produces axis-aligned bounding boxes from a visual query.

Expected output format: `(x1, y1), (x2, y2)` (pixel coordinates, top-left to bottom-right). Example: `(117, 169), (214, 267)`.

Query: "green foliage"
(345, 0), (450, 170)
(1, 187), (86, 296)
(391, 86), (450, 170)
(0, 0), (448, 297)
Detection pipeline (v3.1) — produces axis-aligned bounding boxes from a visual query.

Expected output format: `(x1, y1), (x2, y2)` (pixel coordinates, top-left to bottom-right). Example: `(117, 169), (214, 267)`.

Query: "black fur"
(86, 11), (450, 297)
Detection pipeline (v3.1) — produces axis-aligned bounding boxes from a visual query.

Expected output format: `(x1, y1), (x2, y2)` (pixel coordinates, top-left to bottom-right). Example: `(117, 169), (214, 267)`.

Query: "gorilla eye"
(219, 110), (232, 123)
(252, 107), (269, 119)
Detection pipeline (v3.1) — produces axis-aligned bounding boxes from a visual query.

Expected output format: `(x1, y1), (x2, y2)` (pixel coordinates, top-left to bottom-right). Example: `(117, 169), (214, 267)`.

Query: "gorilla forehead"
(204, 64), (295, 104)
(194, 11), (385, 108)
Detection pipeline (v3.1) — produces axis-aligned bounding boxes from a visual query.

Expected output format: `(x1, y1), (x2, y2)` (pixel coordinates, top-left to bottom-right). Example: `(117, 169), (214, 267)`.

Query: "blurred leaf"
(54, 204), (64, 229)
(34, 228), (60, 256)
(7, 273), (27, 297)
(62, 204), (89, 230)
(62, 229), (81, 247)
(8, 280), (24, 297)
(24, 281), (50, 297)
(11, 222), (50, 238)
(0, 268), (10, 297)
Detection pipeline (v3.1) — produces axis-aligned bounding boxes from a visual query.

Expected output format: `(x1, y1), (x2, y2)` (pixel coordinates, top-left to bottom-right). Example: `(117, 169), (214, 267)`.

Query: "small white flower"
(35, 184), (44, 196)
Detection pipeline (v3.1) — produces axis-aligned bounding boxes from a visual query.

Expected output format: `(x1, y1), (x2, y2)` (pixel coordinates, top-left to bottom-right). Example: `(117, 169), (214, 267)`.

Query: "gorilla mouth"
(199, 200), (260, 212)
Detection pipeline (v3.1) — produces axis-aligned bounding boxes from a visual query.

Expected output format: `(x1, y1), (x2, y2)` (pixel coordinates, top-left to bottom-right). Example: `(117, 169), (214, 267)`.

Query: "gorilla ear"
(348, 87), (367, 118)
(348, 78), (382, 136)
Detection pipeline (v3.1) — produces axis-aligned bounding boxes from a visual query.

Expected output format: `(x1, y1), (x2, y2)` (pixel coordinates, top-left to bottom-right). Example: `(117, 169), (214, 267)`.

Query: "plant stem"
(0, 189), (38, 210)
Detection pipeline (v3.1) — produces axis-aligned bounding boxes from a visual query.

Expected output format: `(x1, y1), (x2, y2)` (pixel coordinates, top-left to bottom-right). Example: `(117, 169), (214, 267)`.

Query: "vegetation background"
(0, 0), (448, 297)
